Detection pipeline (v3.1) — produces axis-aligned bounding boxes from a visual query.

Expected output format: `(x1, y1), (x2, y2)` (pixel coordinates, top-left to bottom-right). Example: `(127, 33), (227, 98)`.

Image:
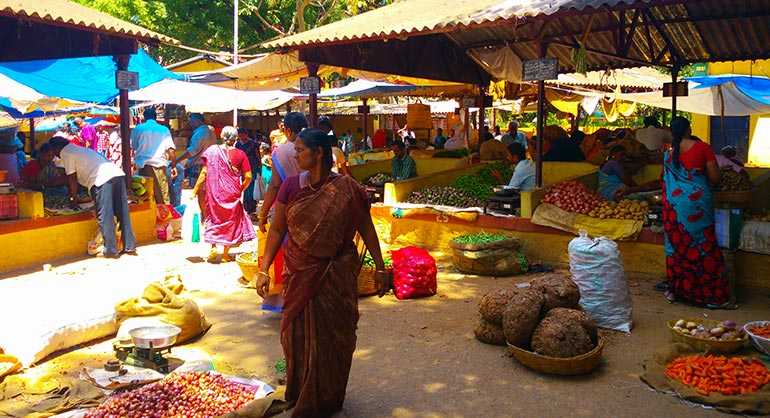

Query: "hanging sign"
(299, 76), (321, 94)
(522, 58), (559, 81)
(115, 70), (139, 90)
(663, 81), (689, 97)
(357, 105), (370, 114)
(461, 97), (476, 108)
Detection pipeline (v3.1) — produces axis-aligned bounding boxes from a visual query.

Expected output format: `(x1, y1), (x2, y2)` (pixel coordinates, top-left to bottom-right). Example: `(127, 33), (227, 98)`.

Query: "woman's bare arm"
(258, 165), (282, 233)
(705, 161), (721, 186)
(256, 201), (288, 297)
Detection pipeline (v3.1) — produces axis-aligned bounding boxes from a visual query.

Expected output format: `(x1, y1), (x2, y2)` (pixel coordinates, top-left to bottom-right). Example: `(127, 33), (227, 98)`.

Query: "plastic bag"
(181, 198), (202, 243)
(568, 231), (632, 332)
(391, 246), (437, 300)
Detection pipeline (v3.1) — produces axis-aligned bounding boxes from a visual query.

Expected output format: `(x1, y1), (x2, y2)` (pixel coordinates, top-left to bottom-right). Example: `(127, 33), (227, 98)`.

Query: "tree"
(74, 0), (390, 63)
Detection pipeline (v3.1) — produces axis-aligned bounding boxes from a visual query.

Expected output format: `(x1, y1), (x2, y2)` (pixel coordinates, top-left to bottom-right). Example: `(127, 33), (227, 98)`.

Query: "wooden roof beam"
(550, 40), (658, 68)
(643, 9), (683, 65)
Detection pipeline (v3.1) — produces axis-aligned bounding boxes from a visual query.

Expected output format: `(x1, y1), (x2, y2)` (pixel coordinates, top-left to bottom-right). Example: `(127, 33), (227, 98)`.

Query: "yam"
(531, 315), (595, 358)
(530, 273), (581, 312)
(478, 289), (516, 325)
(544, 308), (598, 345)
(474, 319), (506, 346)
(501, 288), (544, 347)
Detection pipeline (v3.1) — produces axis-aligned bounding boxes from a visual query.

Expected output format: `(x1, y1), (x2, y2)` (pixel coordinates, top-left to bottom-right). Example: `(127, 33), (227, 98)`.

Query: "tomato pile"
(542, 181), (604, 215)
(84, 371), (257, 418)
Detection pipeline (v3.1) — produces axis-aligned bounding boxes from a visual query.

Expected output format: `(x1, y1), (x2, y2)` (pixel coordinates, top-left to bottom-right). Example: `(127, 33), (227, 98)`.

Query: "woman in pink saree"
(193, 126), (256, 262)
(257, 128), (388, 418)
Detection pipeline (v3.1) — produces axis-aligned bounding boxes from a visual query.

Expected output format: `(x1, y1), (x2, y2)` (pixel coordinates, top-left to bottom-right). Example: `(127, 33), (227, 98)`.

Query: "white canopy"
(129, 79), (294, 112)
(620, 80), (770, 116)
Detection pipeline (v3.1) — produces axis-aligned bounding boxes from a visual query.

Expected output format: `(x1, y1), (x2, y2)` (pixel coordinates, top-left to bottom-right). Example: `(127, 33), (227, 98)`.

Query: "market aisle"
(1, 244), (768, 418)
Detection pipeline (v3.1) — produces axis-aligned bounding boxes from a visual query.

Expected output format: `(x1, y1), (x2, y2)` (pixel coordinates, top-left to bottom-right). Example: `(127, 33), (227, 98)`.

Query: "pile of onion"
(542, 181), (604, 215)
(84, 371), (257, 418)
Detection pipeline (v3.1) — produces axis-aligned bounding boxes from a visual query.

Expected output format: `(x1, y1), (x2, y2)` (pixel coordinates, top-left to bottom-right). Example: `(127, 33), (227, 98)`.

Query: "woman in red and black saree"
(256, 128), (389, 418)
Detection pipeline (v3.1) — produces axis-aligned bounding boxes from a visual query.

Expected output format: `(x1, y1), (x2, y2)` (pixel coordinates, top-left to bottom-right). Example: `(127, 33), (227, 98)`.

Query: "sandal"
(706, 301), (740, 310)
(654, 280), (669, 292)
(221, 254), (233, 263)
(207, 248), (219, 263)
(664, 290), (676, 303)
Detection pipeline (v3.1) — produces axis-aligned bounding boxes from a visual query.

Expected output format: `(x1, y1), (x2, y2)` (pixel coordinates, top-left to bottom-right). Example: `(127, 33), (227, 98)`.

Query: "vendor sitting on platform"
(391, 140), (417, 181)
(506, 142), (535, 192)
(599, 145), (637, 201)
(20, 143), (67, 198)
(716, 145), (746, 173)
(479, 132), (508, 161)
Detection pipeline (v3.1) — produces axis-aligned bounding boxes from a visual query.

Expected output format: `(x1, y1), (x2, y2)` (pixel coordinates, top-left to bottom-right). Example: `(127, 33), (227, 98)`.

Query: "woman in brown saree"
(256, 128), (388, 418)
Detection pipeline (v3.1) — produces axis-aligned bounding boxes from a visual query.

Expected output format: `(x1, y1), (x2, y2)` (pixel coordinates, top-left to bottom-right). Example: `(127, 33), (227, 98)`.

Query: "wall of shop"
(0, 201), (156, 273)
(688, 60), (770, 167)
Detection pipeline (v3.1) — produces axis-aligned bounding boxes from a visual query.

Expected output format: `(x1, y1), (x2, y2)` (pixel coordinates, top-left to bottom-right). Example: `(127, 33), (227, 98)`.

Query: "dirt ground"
(2, 239), (769, 418)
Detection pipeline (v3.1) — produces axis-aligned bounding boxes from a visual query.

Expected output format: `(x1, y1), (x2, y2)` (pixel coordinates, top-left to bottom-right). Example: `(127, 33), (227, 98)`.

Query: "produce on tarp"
(84, 372), (263, 418)
(501, 288), (544, 347)
(478, 288), (517, 325)
(665, 355), (770, 396)
(588, 199), (649, 220)
(541, 181), (604, 215)
(474, 319), (507, 346)
(529, 273), (581, 311)
(531, 309), (596, 358)
(406, 185), (483, 208)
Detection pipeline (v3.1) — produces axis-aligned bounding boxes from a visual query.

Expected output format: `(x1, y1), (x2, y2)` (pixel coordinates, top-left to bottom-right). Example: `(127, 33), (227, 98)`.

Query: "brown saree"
(280, 174), (369, 418)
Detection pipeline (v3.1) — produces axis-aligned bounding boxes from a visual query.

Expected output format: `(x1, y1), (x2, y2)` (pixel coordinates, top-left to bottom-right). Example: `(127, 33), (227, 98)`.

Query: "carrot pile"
(749, 324), (770, 339)
(665, 355), (770, 396)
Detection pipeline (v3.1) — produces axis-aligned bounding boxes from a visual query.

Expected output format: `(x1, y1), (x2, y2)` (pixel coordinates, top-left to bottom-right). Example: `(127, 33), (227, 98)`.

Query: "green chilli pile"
(454, 175), (493, 199)
(452, 231), (512, 246)
(406, 186), (484, 208)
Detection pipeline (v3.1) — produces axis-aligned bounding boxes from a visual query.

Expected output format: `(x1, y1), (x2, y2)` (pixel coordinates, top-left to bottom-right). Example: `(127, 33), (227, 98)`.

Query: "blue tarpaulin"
(0, 49), (183, 104)
(688, 75), (770, 106)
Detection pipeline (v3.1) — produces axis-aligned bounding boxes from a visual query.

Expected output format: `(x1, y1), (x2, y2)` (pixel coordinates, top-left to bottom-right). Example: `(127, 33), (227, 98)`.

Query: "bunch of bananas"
(588, 199), (649, 220)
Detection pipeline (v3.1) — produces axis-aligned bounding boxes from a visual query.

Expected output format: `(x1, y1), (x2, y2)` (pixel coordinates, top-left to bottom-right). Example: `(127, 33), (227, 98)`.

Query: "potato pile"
(474, 273), (599, 358)
(587, 199), (649, 220)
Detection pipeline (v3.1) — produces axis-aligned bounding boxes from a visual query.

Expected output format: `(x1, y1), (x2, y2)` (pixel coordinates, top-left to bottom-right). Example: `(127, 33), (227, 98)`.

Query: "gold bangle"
(257, 271), (270, 278)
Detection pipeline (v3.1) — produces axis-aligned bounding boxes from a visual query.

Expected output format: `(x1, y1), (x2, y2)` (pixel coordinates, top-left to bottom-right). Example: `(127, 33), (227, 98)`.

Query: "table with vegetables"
(405, 162), (513, 210)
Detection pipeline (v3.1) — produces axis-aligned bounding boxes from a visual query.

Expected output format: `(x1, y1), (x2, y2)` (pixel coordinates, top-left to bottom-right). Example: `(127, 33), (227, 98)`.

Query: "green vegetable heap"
(452, 162), (514, 199)
(406, 185), (484, 208)
(362, 254), (393, 268)
(433, 149), (470, 158)
(451, 231), (512, 246)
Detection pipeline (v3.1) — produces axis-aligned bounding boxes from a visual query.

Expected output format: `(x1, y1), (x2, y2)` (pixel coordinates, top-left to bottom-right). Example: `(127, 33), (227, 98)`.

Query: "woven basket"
(507, 337), (604, 376)
(358, 267), (381, 296)
(667, 319), (747, 353)
(236, 253), (260, 287)
(714, 190), (752, 207)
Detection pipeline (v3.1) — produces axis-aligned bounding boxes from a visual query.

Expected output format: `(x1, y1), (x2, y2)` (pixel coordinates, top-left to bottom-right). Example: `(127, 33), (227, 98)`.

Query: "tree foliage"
(74, 0), (390, 63)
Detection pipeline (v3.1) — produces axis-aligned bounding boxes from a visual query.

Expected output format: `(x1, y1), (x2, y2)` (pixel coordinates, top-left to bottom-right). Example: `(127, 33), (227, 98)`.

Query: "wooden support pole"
(536, 43), (548, 188)
(29, 118), (35, 151)
(671, 64), (679, 119)
(115, 55), (132, 184)
(307, 63), (319, 128)
(478, 85), (486, 151)
(362, 97), (369, 142)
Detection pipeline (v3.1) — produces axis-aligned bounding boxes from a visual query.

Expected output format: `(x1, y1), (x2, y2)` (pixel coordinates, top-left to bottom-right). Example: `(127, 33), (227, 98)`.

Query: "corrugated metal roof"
(0, 0), (177, 45)
(263, 0), (647, 48)
(268, 0), (770, 81)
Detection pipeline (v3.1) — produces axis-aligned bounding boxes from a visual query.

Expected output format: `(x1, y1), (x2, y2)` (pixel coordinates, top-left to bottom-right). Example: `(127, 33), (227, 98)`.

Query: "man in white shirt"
(130, 107), (175, 204)
(635, 116), (672, 151)
(50, 137), (136, 258)
(174, 113), (216, 185)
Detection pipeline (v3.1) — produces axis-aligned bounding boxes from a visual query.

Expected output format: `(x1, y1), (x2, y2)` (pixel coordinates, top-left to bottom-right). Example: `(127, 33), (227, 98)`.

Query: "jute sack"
(115, 276), (211, 344)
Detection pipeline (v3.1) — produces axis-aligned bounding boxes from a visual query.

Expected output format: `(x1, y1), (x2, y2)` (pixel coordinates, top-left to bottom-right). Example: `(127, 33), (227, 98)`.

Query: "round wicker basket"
(666, 319), (747, 353)
(507, 337), (605, 376)
(357, 267), (380, 297)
